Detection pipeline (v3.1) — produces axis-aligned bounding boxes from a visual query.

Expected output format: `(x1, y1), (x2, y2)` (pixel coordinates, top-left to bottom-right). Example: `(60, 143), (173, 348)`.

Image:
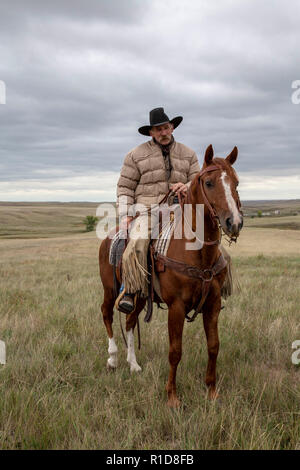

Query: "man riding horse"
(101, 112), (241, 404)
(116, 107), (202, 313)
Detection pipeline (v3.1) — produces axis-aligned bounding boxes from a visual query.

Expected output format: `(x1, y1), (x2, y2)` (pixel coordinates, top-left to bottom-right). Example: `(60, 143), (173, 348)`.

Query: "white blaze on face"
(220, 171), (241, 226)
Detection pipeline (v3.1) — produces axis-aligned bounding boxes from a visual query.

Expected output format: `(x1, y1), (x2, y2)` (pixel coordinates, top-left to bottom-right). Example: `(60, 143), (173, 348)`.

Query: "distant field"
(244, 214), (300, 231)
(1, 200), (300, 239)
(242, 199), (300, 217)
(0, 201), (299, 449)
(0, 202), (100, 238)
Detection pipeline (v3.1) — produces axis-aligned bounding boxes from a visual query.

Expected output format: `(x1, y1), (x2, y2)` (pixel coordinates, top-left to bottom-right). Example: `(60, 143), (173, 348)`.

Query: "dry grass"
(0, 211), (299, 449)
(226, 223), (300, 258)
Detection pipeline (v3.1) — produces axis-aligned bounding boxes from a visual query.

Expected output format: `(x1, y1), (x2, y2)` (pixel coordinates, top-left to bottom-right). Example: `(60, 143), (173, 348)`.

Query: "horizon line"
(0, 198), (300, 204)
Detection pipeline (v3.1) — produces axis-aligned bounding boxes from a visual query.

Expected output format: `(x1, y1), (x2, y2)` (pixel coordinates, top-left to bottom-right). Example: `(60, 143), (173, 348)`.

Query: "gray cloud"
(0, 0), (299, 200)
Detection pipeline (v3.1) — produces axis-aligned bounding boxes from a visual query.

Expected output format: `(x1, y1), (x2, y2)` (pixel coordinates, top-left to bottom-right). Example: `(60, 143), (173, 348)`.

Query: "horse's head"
(192, 144), (243, 240)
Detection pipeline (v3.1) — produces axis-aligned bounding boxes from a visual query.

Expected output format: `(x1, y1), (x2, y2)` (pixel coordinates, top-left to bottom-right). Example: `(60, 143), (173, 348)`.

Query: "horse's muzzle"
(225, 214), (243, 237)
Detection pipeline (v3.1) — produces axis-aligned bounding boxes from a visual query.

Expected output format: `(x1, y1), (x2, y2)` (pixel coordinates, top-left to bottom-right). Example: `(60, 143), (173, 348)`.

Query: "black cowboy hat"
(138, 107), (183, 136)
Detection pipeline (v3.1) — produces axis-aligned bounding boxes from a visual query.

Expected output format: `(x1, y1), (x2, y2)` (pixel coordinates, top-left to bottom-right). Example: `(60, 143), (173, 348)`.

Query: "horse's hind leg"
(202, 294), (221, 399)
(101, 289), (118, 370)
(125, 299), (145, 373)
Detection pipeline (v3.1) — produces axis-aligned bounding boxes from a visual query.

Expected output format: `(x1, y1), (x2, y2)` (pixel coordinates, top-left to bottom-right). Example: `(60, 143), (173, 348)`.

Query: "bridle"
(180, 162), (242, 246)
(197, 163), (223, 225)
(179, 163), (222, 246)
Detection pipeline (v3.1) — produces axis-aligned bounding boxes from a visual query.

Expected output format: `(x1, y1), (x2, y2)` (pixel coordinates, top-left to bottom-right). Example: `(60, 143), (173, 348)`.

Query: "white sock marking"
(127, 329), (141, 372)
(107, 337), (118, 369)
(0, 341), (6, 365)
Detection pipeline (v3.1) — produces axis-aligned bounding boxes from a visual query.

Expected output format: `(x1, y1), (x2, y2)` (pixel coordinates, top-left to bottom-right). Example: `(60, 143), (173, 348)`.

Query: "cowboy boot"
(118, 293), (135, 314)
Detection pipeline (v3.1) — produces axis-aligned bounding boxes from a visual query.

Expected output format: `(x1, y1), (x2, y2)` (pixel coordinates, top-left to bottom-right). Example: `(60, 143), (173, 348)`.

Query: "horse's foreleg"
(107, 336), (118, 370)
(202, 296), (221, 399)
(101, 292), (118, 370)
(126, 311), (142, 373)
(166, 301), (185, 408)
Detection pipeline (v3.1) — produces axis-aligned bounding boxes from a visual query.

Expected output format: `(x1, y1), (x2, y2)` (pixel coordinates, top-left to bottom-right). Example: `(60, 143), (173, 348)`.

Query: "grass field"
(0, 203), (299, 449)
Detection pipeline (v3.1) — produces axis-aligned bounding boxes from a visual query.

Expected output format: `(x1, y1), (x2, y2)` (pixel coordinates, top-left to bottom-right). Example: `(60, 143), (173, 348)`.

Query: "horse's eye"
(205, 180), (213, 188)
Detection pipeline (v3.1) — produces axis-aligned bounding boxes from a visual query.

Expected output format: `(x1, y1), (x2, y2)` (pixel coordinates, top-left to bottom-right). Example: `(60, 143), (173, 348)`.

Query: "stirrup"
(115, 291), (137, 314)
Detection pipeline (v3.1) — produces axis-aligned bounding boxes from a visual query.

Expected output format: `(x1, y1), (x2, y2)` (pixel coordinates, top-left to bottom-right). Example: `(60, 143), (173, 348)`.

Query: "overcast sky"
(0, 0), (299, 201)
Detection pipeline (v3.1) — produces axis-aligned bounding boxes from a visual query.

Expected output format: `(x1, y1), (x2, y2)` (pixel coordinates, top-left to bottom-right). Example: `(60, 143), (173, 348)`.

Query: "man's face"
(150, 122), (173, 145)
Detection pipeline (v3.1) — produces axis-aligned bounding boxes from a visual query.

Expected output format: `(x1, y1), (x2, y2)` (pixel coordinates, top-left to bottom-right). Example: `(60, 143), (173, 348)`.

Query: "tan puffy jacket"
(117, 139), (200, 217)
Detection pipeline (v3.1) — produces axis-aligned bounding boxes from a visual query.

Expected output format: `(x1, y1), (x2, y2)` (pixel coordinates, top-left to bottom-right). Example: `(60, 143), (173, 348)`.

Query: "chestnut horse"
(99, 144), (243, 407)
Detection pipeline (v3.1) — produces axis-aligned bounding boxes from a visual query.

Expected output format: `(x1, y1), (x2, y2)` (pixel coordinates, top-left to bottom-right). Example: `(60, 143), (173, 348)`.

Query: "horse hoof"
(208, 389), (219, 400)
(129, 362), (142, 373)
(167, 397), (181, 408)
(106, 359), (117, 371)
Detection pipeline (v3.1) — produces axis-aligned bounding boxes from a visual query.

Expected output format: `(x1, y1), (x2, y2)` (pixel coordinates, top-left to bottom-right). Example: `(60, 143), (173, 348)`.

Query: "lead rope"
(119, 311), (127, 348)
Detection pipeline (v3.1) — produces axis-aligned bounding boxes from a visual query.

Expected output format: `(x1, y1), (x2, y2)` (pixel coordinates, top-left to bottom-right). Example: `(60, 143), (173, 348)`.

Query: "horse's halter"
(197, 163), (223, 226)
(199, 162), (242, 214)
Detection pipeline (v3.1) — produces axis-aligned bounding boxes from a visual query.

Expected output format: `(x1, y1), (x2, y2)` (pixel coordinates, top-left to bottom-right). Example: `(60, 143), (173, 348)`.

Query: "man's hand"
(120, 216), (134, 232)
(171, 182), (187, 196)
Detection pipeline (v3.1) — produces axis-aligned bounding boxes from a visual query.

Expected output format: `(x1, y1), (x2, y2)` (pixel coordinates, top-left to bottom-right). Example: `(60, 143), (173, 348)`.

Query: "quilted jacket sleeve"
(117, 152), (140, 218)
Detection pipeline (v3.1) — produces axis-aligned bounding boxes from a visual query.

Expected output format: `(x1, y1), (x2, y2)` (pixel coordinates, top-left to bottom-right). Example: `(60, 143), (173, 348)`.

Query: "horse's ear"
(204, 144), (214, 166)
(226, 146), (238, 165)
